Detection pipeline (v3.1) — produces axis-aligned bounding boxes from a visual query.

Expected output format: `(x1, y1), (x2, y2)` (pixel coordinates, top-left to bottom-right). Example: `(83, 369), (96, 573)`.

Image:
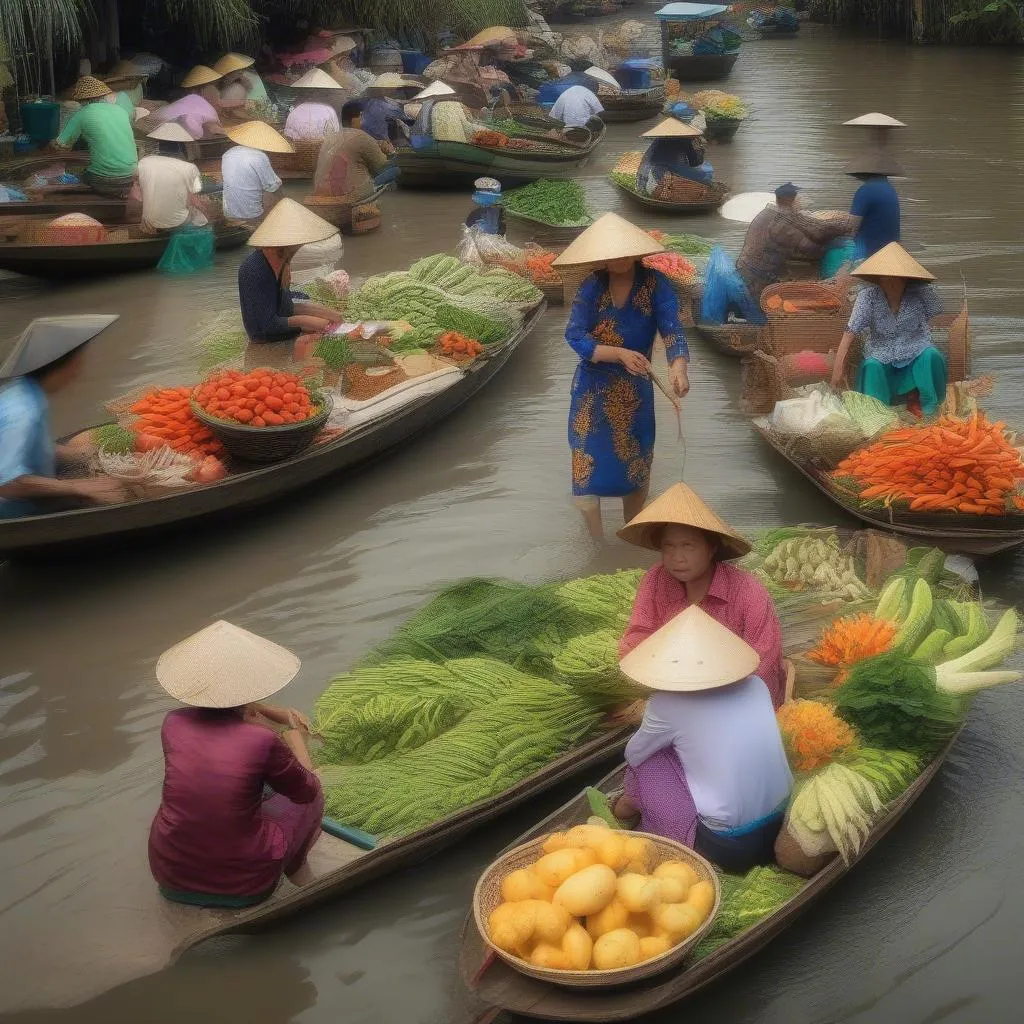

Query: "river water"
(2, 15), (1024, 1024)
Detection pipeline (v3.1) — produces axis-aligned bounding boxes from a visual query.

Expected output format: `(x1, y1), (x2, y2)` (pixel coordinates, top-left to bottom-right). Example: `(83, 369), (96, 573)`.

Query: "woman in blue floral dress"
(557, 214), (691, 538)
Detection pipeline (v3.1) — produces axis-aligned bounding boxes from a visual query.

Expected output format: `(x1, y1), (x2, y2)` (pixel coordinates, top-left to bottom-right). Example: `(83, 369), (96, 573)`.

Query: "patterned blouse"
(847, 282), (942, 368)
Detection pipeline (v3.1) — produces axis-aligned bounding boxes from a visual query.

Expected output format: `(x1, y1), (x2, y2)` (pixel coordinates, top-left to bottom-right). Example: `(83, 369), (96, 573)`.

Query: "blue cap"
(774, 182), (799, 198)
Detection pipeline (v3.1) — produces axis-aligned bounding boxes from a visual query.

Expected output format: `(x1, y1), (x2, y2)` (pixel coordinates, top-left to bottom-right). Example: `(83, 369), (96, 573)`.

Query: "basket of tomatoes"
(190, 368), (333, 464)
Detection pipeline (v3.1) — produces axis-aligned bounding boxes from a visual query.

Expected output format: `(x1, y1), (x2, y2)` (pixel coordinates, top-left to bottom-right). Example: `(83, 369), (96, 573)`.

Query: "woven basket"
(270, 138), (322, 175)
(348, 202), (382, 235)
(761, 280), (851, 359)
(341, 364), (408, 401)
(652, 176), (725, 205)
(189, 393), (332, 464)
(473, 831), (720, 989)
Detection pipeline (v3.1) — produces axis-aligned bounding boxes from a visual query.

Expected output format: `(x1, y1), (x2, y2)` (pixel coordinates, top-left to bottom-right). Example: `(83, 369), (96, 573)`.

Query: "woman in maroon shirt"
(148, 621), (324, 907)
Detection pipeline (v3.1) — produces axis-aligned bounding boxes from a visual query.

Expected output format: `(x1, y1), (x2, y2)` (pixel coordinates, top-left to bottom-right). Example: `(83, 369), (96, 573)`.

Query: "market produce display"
(647, 229), (714, 257)
(831, 412), (1024, 515)
(193, 369), (321, 427)
(483, 825), (716, 972)
(127, 386), (223, 457)
(641, 251), (698, 287)
(437, 332), (485, 361)
(502, 179), (592, 227)
(690, 90), (749, 123)
(91, 423), (136, 456)
(609, 150), (643, 191)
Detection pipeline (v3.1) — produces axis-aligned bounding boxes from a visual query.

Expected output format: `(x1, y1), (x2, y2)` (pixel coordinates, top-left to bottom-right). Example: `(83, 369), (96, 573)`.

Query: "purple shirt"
(148, 708), (321, 896)
(155, 95), (220, 140)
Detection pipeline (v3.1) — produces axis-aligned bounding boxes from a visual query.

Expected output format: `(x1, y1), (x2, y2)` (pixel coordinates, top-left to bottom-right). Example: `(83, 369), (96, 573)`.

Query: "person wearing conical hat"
(613, 607), (793, 870)
(846, 145), (903, 262)
(237, 198), (341, 346)
(831, 242), (947, 416)
(665, 99), (707, 135)
(554, 214), (691, 538)
(213, 53), (271, 111)
(152, 66), (227, 140)
(358, 74), (418, 145)
(52, 76), (138, 196)
(283, 70), (342, 142)
(0, 316), (125, 517)
(134, 124), (208, 236)
(617, 482), (785, 705)
(312, 102), (398, 203)
(636, 117), (714, 197)
(101, 60), (148, 111)
(148, 622), (325, 904)
(465, 177), (506, 236)
(221, 121), (293, 226)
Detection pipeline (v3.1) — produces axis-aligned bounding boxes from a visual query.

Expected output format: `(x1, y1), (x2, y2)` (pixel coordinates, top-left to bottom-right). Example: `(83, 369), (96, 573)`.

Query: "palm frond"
(0, 0), (90, 92)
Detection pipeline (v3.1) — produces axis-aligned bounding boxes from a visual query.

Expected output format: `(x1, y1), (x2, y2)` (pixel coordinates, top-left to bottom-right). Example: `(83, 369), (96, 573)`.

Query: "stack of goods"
(609, 150), (644, 190)
(313, 571), (645, 838)
(120, 386), (224, 457)
(641, 252), (698, 287)
(646, 229), (713, 258)
(690, 90), (749, 124)
(192, 368), (323, 427)
(458, 228), (563, 292)
(41, 213), (106, 244)
(502, 179), (592, 228)
(481, 828), (717, 973)
(97, 440), (224, 493)
(830, 411), (1024, 517)
(436, 331), (485, 363)
(472, 129), (512, 148)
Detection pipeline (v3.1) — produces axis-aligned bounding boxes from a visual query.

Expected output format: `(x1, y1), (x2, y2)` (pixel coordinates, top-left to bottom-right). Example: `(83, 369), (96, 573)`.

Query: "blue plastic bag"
(700, 246), (766, 325)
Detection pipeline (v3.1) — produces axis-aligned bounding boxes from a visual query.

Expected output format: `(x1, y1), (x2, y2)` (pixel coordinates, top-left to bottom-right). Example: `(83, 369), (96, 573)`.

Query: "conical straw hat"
(213, 52), (256, 75)
(844, 148), (904, 177)
(414, 81), (456, 100)
(147, 122), (195, 143)
(331, 35), (358, 54)
(367, 72), (412, 92)
(70, 75), (112, 100)
(642, 117), (702, 139)
(293, 68), (344, 90)
(616, 482), (751, 558)
(249, 197), (339, 248)
(157, 621), (301, 708)
(584, 66), (621, 92)
(619, 606), (760, 692)
(103, 60), (146, 84)
(466, 26), (519, 47)
(852, 241), (935, 282)
(226, 121), (295, 154)
(552, 212), (665, 268)
(843, 112), (905, 128)
(181, 65), (222, 88)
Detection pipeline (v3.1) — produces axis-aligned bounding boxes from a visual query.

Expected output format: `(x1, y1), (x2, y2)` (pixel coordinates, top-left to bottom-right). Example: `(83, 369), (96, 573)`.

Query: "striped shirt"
(847, 282), (942, 367)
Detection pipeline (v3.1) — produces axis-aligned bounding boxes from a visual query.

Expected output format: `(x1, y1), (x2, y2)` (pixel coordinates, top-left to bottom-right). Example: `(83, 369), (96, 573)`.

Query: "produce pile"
(609, 150), (643, 191)
(192, 368), (322, 427)
(124, 386), (223, 458)
(647, 229), (714, 257)
(641, 251), (698, 287)
(472, 129), (511, 148)
(830, 411), (1024, 516)
(502, 179), (591, 227)
(437, 332), (485, 362)
(484, 826), (716, 972)
(690, 90), (749, 122)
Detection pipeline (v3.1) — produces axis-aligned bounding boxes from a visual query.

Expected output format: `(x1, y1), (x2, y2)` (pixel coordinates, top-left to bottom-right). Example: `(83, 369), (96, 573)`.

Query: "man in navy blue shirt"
(847, 150), (903, 260)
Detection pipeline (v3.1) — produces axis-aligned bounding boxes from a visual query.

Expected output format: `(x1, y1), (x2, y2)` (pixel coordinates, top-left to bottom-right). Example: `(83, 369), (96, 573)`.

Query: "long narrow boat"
(600, 89), (666, 123)
(460, 731), (960, 1021)
(611, 174), (729, 214)
(666, 52), (739, 81)
(0, 304), (544, 556)
(0, 221), (250, 279)
(694, 320), (767, 357)
(3, 191), (133, 223)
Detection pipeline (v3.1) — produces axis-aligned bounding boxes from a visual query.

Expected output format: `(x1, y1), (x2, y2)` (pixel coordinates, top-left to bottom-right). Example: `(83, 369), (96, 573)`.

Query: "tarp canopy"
(655, 3), (731, 19)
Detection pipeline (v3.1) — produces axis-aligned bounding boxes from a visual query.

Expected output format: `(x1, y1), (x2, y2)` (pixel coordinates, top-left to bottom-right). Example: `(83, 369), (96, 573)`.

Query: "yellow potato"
(639, 935), (673, 961)
(530, 943), (571, 970)
(627, 913), (653, 939)
(501, 867), (553, 903)
(622, 836), (656, 874)
(586, 897), (630, 940)
(564, 824), (610, 850)
(651, 902), (703, 942)
(572, 847), (599, 870)
(488, 901), (536, 946)
(490, 922), (528, 956)
(616, 872), (661, 913)
(535, 848), (585, 888)
(561, 922), (593, 970)
(529, 900), (572, 944)
(596, 832), (630, 872)
(687, 879), (716, 921)
(653, 859), (700, 888)
(553, 864), (617, 917)
(592, 928), (642, 970)
(542, 832), (570, 854)
(656, 876), (689, 904)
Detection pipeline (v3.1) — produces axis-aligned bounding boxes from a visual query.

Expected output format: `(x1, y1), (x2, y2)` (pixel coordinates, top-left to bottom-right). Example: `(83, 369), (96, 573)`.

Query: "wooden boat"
(753, 423), (1024, 556)
(394, 123), (605, 188)
(600, 89), (666, 123)
(0, 221), (251, 279)
(703, 117), (743, 142)
(611, 173), (729, 214)
(694, 319), (768, 357)
(36, 723), (628, 1011)
(504, 208), (593, 243)
(667, 52), (740, 80)
(301, 183), (392, 234)
(0, 304), (545, 556)
(461, 731), (960, 1021)
(0, 192), (132, 223)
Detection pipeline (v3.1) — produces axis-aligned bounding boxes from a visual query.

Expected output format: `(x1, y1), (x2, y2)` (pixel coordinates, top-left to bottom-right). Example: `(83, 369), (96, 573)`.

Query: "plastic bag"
(821, 238), (855, 279)
(700, 246), (766, 325)
(157, 224), (215, 275)
(458, 224), (527, 270)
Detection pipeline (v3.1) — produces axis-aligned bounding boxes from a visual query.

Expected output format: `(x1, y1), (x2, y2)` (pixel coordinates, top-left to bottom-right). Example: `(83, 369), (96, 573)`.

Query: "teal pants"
(856, 346), (948, 416)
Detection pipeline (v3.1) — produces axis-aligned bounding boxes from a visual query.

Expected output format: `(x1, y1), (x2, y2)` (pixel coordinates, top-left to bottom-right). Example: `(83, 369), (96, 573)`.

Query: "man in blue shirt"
(847, 150), (903, 260)
(0, 316), (124, 517)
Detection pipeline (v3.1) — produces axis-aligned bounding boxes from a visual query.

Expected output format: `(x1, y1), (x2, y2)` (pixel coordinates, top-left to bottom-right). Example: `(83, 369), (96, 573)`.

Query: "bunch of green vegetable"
(610, 170), (639, 191)
(552, 628), (645, 706)
(502, 179), (591, 226)
(435, 302), (507, 345)
(756, 530), (873, 601)
(313, 334), (351, 371)
(840, 390), (900, 439)
(302, 278), (347, 314)
(659, 233), (714, 257)
(92, 423), (135, 455)
(840, 747), (923, 803)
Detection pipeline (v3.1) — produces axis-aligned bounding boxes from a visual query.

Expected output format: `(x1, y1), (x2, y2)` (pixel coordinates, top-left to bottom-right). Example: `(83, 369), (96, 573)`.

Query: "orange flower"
(776, 699), (857, 773)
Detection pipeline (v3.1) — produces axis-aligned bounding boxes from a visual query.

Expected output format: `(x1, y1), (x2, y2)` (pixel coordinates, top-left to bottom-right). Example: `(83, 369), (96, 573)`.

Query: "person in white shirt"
(614, 605), (793, 873)
(135, 124), (207, 233)
(283, 102), (340, 142)
(549, 84), (603, 130)
(220, 121), (294, 225)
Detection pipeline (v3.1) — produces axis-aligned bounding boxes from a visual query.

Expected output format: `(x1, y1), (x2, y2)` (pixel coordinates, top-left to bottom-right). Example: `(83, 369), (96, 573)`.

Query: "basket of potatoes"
(473, 823), (720, 987)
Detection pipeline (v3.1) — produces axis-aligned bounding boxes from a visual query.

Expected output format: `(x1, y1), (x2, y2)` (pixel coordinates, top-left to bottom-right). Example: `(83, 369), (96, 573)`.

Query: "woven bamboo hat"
(619, 606), (760, 693)
(226, 121), (295, 153)
(551, 212), (664, 268)
(156, 621), (301, 708)
(617, 482), (752, 558)
(330, 35), (358, 55)
(213, 52), (256, 75)
(181, 65), (222, 88)
(414, 81), (456, 100)
(70, 75), (112, 100)
(0, 314), (118, 380)
(293, 68), (344, 90)
(102, 60), (147, 85)
(465, 26), (519, 47)
(642, 117), (702, 139)
(147, 122), (195, 143)
(843, 112), (906, 128)
(851, 241), (935, 282)
(367, 72), (414, 94)
(584, 66), (621, 92)
(249, 197), (339, 248)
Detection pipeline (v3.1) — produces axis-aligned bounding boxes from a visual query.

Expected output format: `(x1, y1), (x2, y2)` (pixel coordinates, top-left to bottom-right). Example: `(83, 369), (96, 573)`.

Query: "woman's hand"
(74, 476), (127, 505)
(832, 331), (854, 390)
(291, 315), (331, 334)
(669, 359), (690, 398)
(285, 708), (312, 733)
(830, 358), (846, 390)
(617, 350), (652, 376)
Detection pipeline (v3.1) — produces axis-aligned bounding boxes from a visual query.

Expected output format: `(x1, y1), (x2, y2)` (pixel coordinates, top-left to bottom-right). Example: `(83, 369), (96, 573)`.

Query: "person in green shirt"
(54, 76), (138, 196)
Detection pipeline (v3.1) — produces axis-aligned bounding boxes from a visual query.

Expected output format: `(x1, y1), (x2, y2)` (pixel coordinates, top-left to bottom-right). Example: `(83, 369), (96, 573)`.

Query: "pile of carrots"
(833, 412), (1024, 515)
(524, 251), (560, 284)
(437, 332), (484, 361)
(129, 386), (222, 457)
(807, 613), (897, 684)
(763, 294), (840, 314)
(642, 251), (697, 286)
(193, 369), (317, 427)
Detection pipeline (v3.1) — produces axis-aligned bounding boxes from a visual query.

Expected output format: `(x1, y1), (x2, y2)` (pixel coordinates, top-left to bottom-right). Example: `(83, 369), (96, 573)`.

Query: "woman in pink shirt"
(148, 621), (324, 907)
(610, 483), (784, 846)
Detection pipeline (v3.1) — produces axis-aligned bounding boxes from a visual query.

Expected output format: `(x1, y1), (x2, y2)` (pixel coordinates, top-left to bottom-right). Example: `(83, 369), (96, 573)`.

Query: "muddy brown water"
(2, 16), (1024, 1024)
